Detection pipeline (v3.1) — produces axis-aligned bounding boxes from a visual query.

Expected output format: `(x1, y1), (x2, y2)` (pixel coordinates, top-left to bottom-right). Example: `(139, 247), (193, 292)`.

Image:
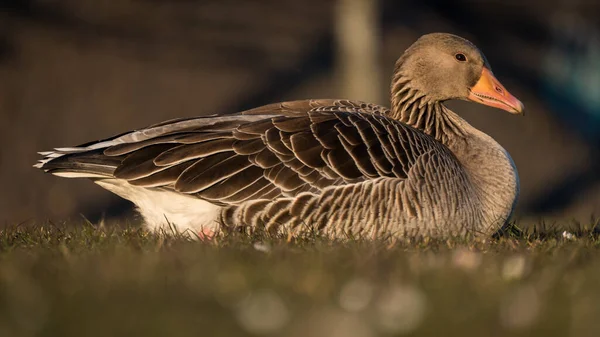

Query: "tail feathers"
(34, 114), (265, 179)
(35, 148), (123, 179)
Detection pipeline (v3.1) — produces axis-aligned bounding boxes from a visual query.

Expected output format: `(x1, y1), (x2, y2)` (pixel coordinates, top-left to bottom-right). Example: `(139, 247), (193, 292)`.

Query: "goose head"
(394, 33), (524, 115)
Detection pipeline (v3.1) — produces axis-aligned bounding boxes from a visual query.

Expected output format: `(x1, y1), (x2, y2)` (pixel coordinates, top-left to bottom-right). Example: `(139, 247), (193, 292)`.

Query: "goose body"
(35, 33), (524, 238)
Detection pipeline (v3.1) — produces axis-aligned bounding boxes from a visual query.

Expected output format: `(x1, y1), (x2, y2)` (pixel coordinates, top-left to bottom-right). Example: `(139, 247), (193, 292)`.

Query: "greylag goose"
(35, 33), (524, 238)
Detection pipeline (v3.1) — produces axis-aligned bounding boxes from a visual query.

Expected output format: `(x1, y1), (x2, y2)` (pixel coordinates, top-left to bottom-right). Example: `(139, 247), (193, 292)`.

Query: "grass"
(1, 223), (600, 337)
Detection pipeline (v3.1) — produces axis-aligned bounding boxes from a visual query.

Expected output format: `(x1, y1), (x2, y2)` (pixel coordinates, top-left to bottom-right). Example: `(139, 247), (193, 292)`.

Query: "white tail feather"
(51, 172), (109, 178)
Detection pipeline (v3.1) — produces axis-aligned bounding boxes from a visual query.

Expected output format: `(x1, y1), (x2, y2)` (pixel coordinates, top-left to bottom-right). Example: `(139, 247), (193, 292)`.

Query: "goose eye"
(455, 53), (467, 62)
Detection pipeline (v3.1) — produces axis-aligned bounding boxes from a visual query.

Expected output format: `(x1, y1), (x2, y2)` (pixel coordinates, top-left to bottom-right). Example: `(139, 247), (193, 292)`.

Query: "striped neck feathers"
(388, 72), (467, 145)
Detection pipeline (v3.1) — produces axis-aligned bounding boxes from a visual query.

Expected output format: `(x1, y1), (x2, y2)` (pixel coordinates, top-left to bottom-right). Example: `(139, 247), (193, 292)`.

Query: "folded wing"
(38, 99), (452, 206)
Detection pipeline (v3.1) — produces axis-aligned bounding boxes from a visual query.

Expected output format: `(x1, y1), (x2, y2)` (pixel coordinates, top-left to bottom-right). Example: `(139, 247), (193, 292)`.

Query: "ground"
(1, 222), (599, 337)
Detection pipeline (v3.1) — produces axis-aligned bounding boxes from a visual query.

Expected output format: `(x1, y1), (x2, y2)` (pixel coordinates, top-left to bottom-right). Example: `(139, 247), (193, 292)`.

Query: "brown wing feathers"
(43, 100), (430, 207)
(127, 105), (419, 203)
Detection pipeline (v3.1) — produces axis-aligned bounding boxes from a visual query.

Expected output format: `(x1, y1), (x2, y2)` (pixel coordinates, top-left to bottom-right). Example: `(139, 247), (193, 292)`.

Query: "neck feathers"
(388, 71), (466, 144)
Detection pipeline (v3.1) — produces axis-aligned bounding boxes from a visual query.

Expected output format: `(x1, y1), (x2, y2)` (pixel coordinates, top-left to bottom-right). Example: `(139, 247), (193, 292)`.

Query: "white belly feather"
(95, 179), (222, 234)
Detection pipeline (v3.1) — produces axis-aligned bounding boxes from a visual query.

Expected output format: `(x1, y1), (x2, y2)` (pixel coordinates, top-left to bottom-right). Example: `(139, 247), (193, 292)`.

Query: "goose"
(35, 33), (524, 238)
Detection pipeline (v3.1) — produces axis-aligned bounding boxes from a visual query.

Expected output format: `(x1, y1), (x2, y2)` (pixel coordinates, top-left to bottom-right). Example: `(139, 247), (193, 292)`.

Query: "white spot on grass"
(253, 242), (271, 253)
(502, 255), (529, 281)
(376, 285), (426, 334)
(562, 231), (576, 240)
(452, 248), (482, 272)
(500, 285), (540, 329)
(236, 289), (289, 334)
(339, 278), (373, 312)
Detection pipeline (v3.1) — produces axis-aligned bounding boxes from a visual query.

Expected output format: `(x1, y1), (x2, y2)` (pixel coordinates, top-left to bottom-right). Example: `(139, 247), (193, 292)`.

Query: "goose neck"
(389, 76), (466, 145)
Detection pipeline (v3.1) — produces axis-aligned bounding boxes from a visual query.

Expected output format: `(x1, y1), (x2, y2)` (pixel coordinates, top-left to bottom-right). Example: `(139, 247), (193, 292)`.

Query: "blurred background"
(1, 0), (599, 228)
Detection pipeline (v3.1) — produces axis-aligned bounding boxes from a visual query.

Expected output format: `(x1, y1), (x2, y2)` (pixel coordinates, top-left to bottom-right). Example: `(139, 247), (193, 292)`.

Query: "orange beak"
(468, 67), (525, 115)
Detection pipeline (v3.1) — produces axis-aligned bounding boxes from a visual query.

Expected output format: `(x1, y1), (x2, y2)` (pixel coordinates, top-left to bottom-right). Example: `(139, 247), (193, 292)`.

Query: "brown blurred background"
(1, 0), (600, 227)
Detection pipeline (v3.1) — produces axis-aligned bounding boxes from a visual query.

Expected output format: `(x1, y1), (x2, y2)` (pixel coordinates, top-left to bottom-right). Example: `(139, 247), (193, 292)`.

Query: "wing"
(39, 99), (454, 206)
